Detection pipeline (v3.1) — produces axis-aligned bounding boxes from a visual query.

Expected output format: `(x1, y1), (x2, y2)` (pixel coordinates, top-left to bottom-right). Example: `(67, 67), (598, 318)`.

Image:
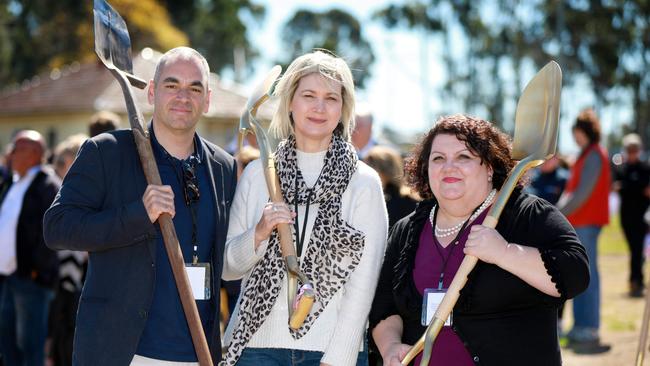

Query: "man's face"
(352, 115), (372, 149)
(11, 138), (42, 176)
(148, 57), (211, 135)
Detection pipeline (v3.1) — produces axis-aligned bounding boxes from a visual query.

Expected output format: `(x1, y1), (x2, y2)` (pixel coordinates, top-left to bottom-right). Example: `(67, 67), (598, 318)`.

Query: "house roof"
(0, 61), (114, 116)
(0, 48), (276, 120)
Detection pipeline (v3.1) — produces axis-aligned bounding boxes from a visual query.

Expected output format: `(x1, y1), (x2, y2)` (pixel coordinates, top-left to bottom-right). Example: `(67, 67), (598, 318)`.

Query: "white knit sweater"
(222, 149), (388, 366)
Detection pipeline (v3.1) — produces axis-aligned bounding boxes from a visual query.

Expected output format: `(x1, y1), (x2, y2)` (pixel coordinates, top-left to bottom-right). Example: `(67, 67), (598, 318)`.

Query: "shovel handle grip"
(263, 158), (297, 258)
(290, 291), (315, 330)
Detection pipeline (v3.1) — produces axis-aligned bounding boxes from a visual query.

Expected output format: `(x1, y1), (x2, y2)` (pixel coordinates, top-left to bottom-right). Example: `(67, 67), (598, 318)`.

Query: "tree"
(0, 0), (187, 87)
(375, 1), (650, 143)
(279, 8), (375, 88)
(160, 0), (265, 79)
(1, 0), (265, 87)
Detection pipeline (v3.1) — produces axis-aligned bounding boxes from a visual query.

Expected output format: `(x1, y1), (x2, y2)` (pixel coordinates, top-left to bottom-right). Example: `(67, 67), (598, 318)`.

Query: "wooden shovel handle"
(635, 263), (650, 365)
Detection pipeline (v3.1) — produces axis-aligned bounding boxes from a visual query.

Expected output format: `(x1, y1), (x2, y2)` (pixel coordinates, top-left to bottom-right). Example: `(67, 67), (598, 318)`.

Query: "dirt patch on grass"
(562, 253), (646, 365)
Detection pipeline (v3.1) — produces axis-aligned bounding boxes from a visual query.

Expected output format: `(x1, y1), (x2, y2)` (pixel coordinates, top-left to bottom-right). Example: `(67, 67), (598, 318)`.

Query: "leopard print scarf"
(222, 133), (366, 365)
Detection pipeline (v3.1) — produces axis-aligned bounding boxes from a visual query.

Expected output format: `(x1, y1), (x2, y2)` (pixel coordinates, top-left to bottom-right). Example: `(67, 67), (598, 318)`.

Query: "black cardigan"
(369, 190), (589, 366)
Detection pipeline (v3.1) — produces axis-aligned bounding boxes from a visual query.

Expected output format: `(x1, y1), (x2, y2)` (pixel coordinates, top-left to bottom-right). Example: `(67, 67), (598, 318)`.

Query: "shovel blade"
(238, 65), (282, 152)
(239, 65), (282, 132)
(93, 0), (147, 89)
(512, 61), (562, 161)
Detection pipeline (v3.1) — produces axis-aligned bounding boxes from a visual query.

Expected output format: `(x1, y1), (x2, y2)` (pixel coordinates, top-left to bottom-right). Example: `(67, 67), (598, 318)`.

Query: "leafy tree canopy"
(279, 8), (375, 89)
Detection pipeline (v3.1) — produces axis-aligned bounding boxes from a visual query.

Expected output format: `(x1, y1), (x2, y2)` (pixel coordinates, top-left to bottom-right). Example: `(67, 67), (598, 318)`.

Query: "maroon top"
(412, 208), (489, 366)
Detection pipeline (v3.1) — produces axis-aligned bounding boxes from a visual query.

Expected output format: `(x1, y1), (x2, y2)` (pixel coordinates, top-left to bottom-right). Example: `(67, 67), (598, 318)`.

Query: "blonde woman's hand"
(464, 224), (509, 265)
(254, 202), (295, 248)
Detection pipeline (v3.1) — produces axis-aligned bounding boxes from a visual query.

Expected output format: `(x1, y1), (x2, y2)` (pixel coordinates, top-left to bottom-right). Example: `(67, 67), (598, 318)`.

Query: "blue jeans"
(0, 274), (54, 366)
(237, 345), (368, 366)
(572, 225), (601, 330)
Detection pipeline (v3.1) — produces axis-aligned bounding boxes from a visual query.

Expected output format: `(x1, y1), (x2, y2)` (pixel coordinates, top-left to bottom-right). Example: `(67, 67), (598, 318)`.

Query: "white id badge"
(422, 288), (452, 326)
(185, 263), (211, 300)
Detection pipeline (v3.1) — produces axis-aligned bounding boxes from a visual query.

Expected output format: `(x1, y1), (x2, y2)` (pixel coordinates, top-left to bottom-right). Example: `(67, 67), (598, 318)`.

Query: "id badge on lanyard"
(185, 262), (211, 300)
(422, 287), (452, 327)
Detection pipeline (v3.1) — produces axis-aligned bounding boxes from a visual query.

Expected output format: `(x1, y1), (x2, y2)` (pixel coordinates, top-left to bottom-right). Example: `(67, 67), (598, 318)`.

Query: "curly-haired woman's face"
(428, 134), (493, 207)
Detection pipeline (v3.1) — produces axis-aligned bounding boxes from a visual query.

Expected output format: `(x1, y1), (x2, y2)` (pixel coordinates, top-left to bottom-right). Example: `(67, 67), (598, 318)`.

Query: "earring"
(488, 175), (492, 182)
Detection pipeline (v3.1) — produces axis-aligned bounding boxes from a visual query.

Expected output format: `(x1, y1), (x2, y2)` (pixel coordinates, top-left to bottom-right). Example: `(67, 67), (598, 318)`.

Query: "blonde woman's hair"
(269, 50), (356, 141)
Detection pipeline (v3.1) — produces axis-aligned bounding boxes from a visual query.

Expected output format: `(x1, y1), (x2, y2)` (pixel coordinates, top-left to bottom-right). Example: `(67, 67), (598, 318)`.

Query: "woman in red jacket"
(558, 108), (611, 346)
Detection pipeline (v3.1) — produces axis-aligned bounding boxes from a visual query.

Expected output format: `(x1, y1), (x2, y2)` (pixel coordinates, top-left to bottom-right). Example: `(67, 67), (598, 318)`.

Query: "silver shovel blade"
(93, 0), (134, 74)
(93, 0), (147, 89)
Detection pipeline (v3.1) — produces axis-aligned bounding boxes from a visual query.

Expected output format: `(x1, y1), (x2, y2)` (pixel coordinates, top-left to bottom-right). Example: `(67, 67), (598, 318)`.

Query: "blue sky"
(240, 1), (630, 156)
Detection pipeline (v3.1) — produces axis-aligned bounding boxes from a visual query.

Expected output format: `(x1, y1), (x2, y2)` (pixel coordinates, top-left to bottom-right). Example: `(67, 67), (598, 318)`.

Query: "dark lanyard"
(162, 146), (200, 264)
(291, 153), (328, 258)
(431, 203), (482, 290)
(293, 172), (312, 258)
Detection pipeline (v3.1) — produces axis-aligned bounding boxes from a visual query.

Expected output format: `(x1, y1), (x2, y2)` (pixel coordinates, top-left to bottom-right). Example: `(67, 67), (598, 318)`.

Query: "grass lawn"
(600, 214), (629, 255)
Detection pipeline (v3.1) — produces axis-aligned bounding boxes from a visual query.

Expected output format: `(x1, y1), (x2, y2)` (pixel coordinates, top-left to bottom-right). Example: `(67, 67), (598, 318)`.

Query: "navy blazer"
(44, 130), (237, 366)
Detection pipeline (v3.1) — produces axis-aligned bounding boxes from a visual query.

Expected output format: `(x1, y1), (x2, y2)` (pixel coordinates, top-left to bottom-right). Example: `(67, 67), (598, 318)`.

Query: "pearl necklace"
(430, 189), (497, 238)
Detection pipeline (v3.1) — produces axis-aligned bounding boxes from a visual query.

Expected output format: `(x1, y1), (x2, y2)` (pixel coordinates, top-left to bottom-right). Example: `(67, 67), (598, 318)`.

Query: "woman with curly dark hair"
(369, 114), (589, 365)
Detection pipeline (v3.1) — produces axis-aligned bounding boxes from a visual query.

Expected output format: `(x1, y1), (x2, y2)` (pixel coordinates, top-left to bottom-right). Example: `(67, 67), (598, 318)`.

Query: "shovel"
(93, 1), (213, 364)
(636, 268), (650, 365)
(401, 61), (562, 366)
(238, 66), (316, 330)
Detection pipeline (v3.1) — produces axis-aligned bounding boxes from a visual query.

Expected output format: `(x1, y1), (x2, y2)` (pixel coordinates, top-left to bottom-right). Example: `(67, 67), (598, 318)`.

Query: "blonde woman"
(222, 51), (388, 366)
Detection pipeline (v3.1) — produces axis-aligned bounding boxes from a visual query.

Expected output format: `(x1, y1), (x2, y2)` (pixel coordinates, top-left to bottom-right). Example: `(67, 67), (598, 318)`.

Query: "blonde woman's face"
(290, 73), (343, 151)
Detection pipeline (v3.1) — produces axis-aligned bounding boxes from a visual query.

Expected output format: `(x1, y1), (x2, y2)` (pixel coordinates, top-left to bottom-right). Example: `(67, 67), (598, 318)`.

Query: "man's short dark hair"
(89, 111), (121, 137)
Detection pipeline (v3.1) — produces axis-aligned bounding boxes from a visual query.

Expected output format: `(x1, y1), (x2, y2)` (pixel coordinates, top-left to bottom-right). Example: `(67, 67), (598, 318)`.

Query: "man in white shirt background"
(0, 130), (61, 366)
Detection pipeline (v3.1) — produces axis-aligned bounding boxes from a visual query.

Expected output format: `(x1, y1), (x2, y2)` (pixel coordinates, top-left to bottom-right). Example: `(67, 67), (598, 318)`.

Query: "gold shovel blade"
(512, 61), (562, 161)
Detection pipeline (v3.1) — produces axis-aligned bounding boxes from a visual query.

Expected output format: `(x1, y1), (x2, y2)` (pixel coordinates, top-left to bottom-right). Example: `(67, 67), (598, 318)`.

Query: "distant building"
(0, 48), (275, 150)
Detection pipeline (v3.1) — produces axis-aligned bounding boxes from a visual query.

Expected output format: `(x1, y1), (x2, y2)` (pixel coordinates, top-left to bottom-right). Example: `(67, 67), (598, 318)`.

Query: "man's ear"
(203, 88), (211, 113)
(147, 79), (155, 105)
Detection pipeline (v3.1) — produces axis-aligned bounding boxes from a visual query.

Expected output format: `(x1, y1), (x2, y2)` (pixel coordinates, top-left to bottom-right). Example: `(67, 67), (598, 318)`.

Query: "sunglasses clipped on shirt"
(182, 155), (200, 206)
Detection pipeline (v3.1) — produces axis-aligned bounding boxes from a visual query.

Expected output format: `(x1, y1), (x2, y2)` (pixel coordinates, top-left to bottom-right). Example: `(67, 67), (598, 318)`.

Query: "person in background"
(364, 145), (418, 229)
(48, 133), (88, 366)
(88, 110), (121, 137)
(557, 108), (611, 347)
(613, 133), (650, 298)
(527, 154), (569, 205)
(220, 146), (261, 330)
(52, 134), (88, 179)
(352, 104), (377, 159)
(370, 114), (589, 366)
(235, 146), (261, 179)
(526, 153), (571, 335)
(0, 130), (61, 366)
(222, 50), (388, 366)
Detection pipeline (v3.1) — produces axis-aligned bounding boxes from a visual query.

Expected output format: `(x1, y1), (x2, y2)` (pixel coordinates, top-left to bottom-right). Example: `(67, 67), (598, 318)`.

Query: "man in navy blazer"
(44, 47), (236, 365)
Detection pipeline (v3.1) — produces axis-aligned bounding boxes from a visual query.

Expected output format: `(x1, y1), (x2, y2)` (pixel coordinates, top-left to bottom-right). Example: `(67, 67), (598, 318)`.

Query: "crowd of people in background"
(0, 47), (648, 366)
